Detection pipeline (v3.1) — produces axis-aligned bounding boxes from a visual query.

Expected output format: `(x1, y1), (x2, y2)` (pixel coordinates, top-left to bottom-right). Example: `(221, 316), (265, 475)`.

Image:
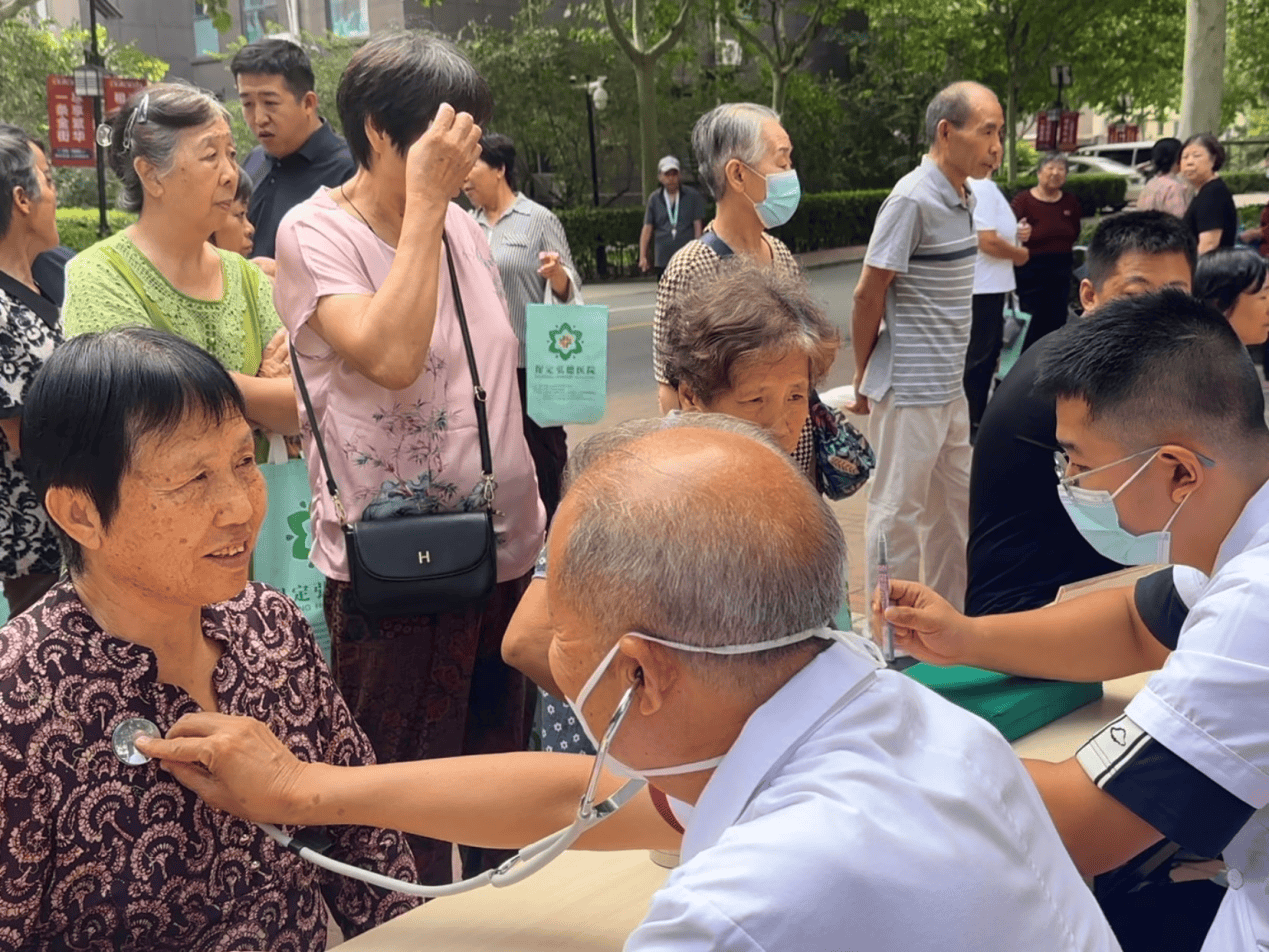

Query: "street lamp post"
(78, 0), (109, 237)
(577, 75), (608, 278)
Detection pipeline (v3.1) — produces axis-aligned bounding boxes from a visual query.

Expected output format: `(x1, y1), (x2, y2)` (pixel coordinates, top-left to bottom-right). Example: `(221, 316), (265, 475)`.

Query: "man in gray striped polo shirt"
(849, 81), (1004, 614)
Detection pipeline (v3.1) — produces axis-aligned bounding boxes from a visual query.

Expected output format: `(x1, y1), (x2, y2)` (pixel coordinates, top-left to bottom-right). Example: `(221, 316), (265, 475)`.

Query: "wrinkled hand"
(538, 251), (566, 283)
(1017, 218), (1032, 244)
(257, 329), (290, 379)
(135, 712), (311, 824)
(406, 103), (483, 205)
(873, 578), (975, 666)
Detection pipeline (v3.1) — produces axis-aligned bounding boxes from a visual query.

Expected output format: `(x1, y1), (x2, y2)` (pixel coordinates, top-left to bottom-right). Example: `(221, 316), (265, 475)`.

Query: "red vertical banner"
(1124, 123), (1140, 142)
(1057, 110), (1080, 152)
(46, 75), (95, 167)
(103, 76), (147, 119)
(1108, 122), (1126, 144)
(1035, 112), (1057, 152)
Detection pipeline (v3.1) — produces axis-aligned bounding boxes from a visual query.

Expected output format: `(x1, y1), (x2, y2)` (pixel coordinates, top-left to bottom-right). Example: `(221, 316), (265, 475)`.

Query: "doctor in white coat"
(142, 414), (1119, 952)
(883, 290), (1269, 952)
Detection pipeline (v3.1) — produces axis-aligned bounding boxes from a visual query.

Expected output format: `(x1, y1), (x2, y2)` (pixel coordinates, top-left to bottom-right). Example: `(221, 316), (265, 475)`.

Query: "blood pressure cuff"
(1134, 568), (1190, 650)
(1076, 714), (1256, 858)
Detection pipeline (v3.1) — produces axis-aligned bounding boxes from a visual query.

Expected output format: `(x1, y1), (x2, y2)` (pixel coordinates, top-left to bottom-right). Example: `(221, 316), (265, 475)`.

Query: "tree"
(601, 0), (696, 199)
(720, 0), (846, 112)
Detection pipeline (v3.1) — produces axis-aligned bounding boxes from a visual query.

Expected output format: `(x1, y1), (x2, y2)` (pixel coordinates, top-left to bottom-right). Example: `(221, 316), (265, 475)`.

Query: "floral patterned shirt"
(0, 581), (420, 951)
(0, 270), (62, 579)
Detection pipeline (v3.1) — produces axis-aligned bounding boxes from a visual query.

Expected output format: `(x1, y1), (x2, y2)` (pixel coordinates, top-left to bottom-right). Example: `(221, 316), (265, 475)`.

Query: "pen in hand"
(878, 532), (895, 663)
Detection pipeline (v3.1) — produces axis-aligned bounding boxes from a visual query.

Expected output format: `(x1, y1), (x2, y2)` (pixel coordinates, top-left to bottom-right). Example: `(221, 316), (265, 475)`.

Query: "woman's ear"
(45, 486), (105, 554)
(723, 157), (746, 195)
(677, 383), (705, 412)
(133, 156), (163, 201)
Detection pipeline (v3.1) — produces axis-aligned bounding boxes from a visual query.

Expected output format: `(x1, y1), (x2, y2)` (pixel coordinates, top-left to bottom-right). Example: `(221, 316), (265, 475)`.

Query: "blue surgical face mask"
(1055, 447), (1193, 565)
(743, 164), (801, 229)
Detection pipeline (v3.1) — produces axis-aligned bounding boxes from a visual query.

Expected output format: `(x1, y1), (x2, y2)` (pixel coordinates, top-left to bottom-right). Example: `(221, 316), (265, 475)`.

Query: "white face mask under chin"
(566, 626), (883, 781)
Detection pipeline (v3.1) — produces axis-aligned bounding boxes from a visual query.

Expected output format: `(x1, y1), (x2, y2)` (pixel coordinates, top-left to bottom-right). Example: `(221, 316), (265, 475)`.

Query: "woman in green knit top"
(64, 83), (298, 434)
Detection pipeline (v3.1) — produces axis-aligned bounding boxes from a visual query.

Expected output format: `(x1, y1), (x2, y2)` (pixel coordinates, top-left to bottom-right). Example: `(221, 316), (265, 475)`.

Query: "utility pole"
(89, 0), (108, 236)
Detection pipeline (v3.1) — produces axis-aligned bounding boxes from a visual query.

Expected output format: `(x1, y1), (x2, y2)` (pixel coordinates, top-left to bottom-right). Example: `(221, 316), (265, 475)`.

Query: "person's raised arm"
(306, 104), (482, 391)
(139, 713), (681, 853)
(231, 373), (301, 435)
(882, 578), (1170, 682)
(847, 265), (896, 415)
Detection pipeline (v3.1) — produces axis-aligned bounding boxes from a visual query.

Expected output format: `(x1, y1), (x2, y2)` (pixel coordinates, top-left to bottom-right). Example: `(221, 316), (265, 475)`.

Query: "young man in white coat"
(883, 290), (1269, 952)
(140, 414), (1119, 952)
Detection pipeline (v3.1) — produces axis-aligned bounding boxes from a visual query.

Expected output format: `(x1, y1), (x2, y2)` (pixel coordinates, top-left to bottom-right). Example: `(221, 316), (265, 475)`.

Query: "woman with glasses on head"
(62, 83), (297, 434)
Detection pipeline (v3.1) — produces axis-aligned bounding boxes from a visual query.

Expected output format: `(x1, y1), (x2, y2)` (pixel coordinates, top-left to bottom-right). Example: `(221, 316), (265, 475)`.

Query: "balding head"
(925, 81), (1003, 186)
(548, 416), (845, 687)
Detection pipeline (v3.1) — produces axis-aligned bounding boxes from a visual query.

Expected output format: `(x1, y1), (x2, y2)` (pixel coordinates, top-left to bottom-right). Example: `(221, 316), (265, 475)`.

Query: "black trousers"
(1016, 251), (1074, 352)
(516, 367), (569, 524)
(964, 292), (1006, 433)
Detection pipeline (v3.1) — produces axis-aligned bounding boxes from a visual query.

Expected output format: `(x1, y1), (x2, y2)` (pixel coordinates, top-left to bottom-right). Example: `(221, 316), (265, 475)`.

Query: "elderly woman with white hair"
(652, 105), (802, 411)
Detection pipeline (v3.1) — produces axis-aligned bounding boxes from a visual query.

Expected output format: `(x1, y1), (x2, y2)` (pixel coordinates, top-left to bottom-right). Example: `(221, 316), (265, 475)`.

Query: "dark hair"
(1182, 133), (1225, 172)
(1034, 288), (1268, 451)
(21, 327), (248, 575)
(230, 38), (315, 99)
(338, 31), (493, 171)
(105, 83), (230, 212)
(479, 133), (517, 192)
(1194, 247), (1268, 315)
(0, 126), (42, 241)
(232, 163), (254, 205)
(661, 262), (839, 403)
(1085, 210), (1197, 290)
(1150, 137), (1182, 176)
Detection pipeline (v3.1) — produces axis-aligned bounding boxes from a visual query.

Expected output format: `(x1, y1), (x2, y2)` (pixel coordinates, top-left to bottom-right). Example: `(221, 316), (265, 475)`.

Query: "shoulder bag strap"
(99, 244), (176, 334)
(442, 232), (495, 502)
(289, 230), (496, 524)
(289, 339), (347, 525)
(697, 230), (734, 259)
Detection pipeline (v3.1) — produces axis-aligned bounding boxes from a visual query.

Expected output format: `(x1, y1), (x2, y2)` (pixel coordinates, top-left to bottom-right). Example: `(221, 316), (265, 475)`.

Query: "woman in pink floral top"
(0, 327), (418, 950)
(273, 31), (545, 883)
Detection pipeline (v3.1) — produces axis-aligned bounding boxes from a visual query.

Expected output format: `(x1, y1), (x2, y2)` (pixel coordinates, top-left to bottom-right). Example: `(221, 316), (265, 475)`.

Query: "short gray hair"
(554, 415), (845, 690)
(1039, 151), (1069, 172)
(0, 128), (41, 240)
(924, 81), (981, 144)
(692, 102), (781, 200)
(104, 82), (230, 212)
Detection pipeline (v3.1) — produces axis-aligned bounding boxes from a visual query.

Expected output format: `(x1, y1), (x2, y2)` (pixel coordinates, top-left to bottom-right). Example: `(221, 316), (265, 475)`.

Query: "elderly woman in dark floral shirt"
(0, 326), (418, 951)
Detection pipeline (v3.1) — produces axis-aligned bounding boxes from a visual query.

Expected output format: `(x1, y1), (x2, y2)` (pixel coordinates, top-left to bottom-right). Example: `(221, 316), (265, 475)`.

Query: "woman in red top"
(1011, 152), (1082, 351)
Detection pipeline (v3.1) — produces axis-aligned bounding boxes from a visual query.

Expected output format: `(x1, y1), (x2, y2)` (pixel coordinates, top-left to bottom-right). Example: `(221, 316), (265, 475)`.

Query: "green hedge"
(1222, 171), (1268, 195)
(770, 190), (891, 253)
(1003, 174), (1129, 215)
(555, 205), (647, 279)
(57, 207), (137, 252)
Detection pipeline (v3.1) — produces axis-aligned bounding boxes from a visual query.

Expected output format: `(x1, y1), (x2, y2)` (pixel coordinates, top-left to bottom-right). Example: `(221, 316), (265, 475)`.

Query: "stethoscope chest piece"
(112, 717), (161, 766)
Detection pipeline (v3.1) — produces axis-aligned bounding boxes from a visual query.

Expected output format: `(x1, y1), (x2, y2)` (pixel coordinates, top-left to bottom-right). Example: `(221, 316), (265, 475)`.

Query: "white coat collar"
(679, 642), (879, 862)
(1213, 475), (1269, 575)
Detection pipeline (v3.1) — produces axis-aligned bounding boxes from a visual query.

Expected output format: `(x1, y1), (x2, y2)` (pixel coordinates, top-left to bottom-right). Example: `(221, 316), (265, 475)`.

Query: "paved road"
(572, 261), (864, 440)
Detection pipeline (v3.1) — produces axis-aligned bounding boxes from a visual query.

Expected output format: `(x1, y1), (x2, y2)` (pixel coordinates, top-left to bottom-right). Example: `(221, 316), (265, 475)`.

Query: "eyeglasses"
(1054, 446), (1216, 484)
(121, 93), (150, 154)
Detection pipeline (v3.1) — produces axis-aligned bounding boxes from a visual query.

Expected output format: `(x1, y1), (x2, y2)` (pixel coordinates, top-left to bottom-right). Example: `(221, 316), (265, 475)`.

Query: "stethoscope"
(110, 684), (646, 897)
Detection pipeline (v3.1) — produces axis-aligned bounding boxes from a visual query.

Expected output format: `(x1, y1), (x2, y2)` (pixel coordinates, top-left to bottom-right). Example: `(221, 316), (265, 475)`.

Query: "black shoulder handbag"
(290, 233), (498, 619)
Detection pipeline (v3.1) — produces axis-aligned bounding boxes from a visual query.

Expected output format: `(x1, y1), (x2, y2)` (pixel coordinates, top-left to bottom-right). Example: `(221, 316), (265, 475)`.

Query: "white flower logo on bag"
(548, 322), (584, 361)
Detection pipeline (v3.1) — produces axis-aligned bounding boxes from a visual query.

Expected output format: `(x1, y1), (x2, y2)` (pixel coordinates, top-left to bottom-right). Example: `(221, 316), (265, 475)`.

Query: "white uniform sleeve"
(626, 888), (765, 952)
(1124, 554), (1269, 811)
